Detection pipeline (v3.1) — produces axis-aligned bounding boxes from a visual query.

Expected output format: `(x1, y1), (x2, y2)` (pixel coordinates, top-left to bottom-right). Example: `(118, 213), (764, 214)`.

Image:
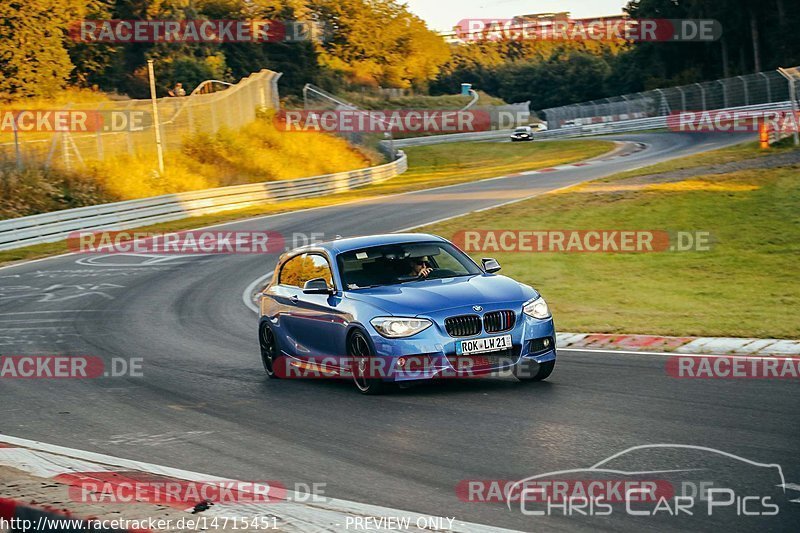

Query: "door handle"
(289, 295), (299, 304)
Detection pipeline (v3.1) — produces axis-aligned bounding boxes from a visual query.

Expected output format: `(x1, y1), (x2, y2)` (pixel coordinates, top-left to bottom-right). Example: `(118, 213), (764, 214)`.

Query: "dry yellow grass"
(2, 116), (373, 214)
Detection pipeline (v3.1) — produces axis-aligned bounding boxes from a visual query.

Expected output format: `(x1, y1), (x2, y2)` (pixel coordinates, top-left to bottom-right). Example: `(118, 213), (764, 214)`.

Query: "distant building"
(440, 12), (571, 45)
(440, 11), (627, 45)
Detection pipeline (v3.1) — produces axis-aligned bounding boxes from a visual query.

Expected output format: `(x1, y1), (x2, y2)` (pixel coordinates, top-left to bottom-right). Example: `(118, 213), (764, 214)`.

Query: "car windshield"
(515, 127), (529, 132)
(337, 241), (482, 289)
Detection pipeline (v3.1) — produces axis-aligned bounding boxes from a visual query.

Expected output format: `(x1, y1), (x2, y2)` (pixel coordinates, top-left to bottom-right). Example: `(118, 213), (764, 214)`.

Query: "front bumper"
(366, 310), (556, 382)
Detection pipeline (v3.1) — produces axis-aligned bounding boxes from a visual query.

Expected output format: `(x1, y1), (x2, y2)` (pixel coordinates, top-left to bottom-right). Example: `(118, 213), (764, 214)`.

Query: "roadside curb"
(557, 332), (800, 356)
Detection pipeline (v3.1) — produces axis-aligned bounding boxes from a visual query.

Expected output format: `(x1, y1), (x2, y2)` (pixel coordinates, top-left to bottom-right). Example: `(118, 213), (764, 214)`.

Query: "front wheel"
(349, 331), (391, 395)
(515, 359), (555, 382)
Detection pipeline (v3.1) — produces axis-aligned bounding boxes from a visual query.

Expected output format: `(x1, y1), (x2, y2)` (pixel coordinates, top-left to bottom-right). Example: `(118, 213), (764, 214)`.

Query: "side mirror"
(303, 278), (333, 295)
(482, 258), (501, 273)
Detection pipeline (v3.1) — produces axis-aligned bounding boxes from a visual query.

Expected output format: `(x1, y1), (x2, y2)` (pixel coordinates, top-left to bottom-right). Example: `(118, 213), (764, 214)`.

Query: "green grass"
(381, 139), (610, 192)
(420, 144), (800, 339)
(0, 139), (611, 266)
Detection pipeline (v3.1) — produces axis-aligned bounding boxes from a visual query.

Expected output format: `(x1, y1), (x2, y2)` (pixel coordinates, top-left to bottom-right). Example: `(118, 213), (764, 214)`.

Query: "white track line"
(395, 180), (590, 232)
(243, 273), (274, 313)
(0, 433), (519, 533)
(242, 147), (637, 314)
(244, 179), (591, 314)
(0, 142), (631, 274)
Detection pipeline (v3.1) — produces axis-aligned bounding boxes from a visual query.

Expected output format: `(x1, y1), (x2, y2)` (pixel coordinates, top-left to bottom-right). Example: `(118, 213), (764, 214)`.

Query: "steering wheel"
(423, 268), (457, 279)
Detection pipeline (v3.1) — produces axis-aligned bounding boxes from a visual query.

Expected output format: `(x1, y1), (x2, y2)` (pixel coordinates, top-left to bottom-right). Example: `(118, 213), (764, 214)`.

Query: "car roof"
(291, 233), (447, 255)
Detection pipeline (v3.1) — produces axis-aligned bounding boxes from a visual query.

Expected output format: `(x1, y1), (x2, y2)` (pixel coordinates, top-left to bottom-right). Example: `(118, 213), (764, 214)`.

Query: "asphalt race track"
(1, 132), (798, 532)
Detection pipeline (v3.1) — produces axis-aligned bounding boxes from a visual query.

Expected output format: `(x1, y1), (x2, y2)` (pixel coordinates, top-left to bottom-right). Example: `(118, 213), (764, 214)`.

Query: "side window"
(306, 254), (334, 287)
(279, 256), (304, 287)
(279, 254), (333, 288)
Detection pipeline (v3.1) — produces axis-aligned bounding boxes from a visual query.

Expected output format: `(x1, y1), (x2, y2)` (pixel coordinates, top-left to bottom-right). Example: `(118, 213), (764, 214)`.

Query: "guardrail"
(0, 152), (407, 251)
(391, 101), (790, 148)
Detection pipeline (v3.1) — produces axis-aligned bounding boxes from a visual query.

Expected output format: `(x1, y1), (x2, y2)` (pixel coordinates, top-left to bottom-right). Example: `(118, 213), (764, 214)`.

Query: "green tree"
(0, 0), (84, 100)
(310, 0), (449, 89)
(496, 50), (611, 109)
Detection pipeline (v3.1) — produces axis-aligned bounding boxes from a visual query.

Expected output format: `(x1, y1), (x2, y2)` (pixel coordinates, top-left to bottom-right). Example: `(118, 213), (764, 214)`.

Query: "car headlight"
(523, 297), (551, 319)
(370, 317), (432, 338)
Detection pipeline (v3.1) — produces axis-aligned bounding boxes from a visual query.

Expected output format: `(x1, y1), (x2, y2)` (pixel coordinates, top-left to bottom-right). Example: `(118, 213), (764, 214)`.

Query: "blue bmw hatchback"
(258, 233), (556, 394)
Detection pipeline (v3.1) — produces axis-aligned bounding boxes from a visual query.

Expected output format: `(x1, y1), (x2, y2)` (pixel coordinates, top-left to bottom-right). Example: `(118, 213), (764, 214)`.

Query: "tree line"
(432, 0), (800, 109)
(1, 0), (798, 109)
(0, 0), (449, 100)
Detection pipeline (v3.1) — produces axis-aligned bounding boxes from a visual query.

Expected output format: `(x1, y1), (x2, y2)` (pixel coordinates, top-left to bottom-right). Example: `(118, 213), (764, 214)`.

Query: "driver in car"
(407, 257), (434, 279)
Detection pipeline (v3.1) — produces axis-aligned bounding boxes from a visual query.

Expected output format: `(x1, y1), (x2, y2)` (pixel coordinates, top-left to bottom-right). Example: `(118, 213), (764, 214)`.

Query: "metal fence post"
(95, 129), (104, 161)
(270, 73), (282, 109)
(210, 105), (218, 132)
(777, 67), (800, 146)
(126, 129), (134, 156)
(718, 80), (728, 108)
(695, 83), (707, 110)
(147, 59), (165, 174)
(187, 103), (195, 134)
(62, 133), (71, 171)
(738, 75), (749, 105)
(759, 72), (772, 102)
(12, 119), (22, 171)
(621, 94), (631, 118)
(654, 89), (669, 116)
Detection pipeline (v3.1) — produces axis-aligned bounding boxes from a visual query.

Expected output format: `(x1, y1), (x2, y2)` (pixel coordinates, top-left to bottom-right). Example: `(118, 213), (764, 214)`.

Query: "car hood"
(344, 274), (537, 316)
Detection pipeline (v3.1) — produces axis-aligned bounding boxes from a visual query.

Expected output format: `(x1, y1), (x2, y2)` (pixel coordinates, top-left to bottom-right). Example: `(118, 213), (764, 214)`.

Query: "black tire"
(348, 330), (391, 395)
(515, 359), (555, 382)
(259, 323), (280, 379)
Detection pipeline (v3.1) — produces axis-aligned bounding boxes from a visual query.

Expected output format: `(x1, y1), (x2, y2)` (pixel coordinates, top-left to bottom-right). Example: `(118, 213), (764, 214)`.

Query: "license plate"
(457, 334), (512, 355)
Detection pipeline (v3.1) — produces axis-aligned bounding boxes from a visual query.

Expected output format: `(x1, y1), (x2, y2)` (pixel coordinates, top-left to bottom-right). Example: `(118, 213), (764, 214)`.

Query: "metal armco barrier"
(0, 152), (407, 251)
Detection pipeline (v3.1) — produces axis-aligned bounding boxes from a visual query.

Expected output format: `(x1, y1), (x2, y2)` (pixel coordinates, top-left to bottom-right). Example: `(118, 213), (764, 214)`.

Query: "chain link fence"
(302, 84), (531, 159)
(0, 69), (281, 171)
(302, 84), (397, 160)
(543, 68), (800, 129)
